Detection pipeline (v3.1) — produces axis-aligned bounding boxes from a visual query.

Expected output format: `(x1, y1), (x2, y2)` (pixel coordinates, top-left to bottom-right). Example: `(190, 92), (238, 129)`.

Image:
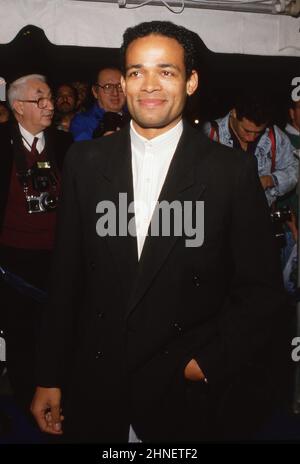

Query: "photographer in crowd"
(203, 92), (298, 208)
(70, 67), (126, 141)
(0, 74), (72, 413)
(279, 96), (300, 293)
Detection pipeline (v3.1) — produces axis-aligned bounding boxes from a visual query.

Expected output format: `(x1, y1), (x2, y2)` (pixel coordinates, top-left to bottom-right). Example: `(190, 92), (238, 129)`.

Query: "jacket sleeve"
(192, 153), (288, 385)
(70, 113), (94, 142)
(36, 145), (84, 387)
(268, 126), (298, 201)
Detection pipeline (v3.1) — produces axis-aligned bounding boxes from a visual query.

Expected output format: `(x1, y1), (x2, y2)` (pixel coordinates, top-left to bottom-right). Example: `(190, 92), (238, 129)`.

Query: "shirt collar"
(285, 123), (300, 136)
(130, 119), (183, 154)
(18, 123), (44, 152)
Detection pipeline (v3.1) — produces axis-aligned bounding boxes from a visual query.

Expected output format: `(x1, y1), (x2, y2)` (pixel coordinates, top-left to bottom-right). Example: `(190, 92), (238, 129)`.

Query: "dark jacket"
(37, 121), (288, 442)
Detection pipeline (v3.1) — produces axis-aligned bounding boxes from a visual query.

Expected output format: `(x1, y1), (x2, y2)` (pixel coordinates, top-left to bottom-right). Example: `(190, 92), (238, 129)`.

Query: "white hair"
(7, 74), (46, 109)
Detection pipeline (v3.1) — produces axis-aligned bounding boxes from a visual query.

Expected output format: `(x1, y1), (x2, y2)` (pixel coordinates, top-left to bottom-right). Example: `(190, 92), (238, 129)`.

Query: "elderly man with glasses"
(0, 74), (72, 414)
(70, 67), (127, 141)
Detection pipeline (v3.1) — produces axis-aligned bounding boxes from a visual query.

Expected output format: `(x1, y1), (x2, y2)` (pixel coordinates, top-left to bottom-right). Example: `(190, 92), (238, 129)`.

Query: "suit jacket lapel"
(99, 127), (139, 304)
(125, 122), (206, 319)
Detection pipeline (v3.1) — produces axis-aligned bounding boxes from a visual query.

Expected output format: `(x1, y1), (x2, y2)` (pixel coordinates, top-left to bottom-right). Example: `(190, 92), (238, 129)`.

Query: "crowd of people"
(0, 19), (299, 443)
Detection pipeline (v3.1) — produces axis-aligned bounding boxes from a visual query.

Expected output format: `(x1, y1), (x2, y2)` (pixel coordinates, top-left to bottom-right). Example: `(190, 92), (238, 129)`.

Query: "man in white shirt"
(31, 22), (287, 442)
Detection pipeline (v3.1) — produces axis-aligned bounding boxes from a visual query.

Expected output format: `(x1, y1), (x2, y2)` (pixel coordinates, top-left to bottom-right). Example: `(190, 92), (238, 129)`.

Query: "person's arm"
(267, 128), (298, 202)
(32, 144), (84, 432)
(183, 152), (287, 386)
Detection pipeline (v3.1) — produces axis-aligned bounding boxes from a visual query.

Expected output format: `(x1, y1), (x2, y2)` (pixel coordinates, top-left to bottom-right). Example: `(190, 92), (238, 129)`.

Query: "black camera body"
(93, 111), (129, 138)
(21, 161), (58, 214)
(26, 192), (57, 214)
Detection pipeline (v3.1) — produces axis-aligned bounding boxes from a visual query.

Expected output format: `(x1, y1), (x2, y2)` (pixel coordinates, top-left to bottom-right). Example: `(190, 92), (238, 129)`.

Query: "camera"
(26, 192), (57, 214)
(93, 111), (129, 138)
(270, 205), (291, 248)
(20, 161), (58, 214)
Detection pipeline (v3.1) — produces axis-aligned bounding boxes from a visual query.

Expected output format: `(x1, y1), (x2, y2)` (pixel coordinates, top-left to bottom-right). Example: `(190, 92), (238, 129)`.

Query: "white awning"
(0, 0), (299, 56)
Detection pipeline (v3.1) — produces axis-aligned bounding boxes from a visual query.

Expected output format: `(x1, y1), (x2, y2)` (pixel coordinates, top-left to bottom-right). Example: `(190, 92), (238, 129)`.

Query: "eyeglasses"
(18, 97), (55, 109)
(95, 83), (123, 94)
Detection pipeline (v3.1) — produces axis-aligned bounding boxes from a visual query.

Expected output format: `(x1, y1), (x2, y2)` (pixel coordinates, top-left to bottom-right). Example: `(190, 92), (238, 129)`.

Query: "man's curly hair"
(120, 21), (201, 80)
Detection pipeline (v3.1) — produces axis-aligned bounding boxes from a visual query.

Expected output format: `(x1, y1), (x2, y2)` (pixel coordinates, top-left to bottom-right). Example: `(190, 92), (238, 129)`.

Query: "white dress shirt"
(128, 119), (183, 442)
(130, 119), (183, 259)
(18, 123), (45, 154)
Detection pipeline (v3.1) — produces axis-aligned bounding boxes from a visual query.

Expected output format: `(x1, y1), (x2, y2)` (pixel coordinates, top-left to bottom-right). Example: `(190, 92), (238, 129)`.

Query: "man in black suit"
(0, 74), (72, 412)
(31, 22), (288, 442)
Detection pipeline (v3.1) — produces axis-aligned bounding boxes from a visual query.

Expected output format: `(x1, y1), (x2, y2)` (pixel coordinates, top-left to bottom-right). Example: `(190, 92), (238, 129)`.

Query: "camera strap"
(11, 127), (30, 177)
(268, 126), (276, 173)
(208, 121), (220, 143)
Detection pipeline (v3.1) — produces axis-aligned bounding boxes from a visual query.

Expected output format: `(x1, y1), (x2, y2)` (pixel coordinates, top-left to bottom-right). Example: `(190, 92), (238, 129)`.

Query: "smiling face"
(13, 79), (54, 135)
(121, 34), (198, 139)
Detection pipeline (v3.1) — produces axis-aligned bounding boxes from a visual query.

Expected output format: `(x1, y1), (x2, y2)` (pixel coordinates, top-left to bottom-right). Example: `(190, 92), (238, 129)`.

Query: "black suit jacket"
(37, 121), (288, 442)
(0, 122), (72, 232)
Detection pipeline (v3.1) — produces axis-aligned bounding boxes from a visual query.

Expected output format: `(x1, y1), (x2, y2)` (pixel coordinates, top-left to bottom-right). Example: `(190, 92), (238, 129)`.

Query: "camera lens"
(40, 193), (57, 211)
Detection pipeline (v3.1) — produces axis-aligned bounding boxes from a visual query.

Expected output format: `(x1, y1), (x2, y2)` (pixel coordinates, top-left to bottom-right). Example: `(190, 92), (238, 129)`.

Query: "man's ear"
(13, 100), (23, 116)
(186, 70), (198, 96)
(120, 75), (126, 96)
(91, 85), (98, 100)
(231, 108), (237, 119)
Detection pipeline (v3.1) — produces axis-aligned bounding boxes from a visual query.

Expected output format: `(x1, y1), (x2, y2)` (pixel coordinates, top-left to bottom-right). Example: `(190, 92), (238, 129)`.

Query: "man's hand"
(184, 358), (206, 381)
(260, 175), (274, 190)
(31, 387), (64, 435)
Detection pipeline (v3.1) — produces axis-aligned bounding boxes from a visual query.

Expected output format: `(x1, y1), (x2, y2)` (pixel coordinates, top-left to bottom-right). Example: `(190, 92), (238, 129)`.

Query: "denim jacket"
(203, 113), (298, 206)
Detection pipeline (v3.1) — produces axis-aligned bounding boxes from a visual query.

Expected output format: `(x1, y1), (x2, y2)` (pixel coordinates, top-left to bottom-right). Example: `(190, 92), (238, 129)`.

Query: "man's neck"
(18, 121), (43, 137)
(132, 118), (182, 141)
(229, 116), (247, 151)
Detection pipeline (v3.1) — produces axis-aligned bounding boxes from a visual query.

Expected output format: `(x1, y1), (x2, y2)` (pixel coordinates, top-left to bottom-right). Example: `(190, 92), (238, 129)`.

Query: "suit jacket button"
(173, 322), (182, 332)
(97, 311), (104, 319)
(90, 261), (96, 270)
(193, 275), (200, 287)
(95, 351), (103, 359)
